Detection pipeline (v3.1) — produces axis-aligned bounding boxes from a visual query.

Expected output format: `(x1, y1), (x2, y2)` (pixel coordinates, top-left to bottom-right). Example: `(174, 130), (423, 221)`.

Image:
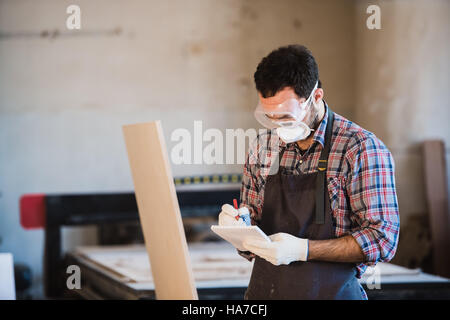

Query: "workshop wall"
(0, 0), (355, 297)
(354, 0), (450, 269)
(2, 0), (448, 298)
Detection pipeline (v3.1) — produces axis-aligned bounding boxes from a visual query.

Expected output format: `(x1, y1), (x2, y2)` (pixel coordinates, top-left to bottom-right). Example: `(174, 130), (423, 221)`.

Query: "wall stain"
(240, 5), (258, 20)
(292, 18), (302, 29)
(0, 27), (123, 41)
(189, 43), (204, 56)
(238, 77), (251, 88)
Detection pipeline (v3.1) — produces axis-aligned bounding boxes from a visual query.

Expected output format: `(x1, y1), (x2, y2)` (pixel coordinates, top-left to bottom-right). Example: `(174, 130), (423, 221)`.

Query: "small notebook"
(210, 225), (271, 251)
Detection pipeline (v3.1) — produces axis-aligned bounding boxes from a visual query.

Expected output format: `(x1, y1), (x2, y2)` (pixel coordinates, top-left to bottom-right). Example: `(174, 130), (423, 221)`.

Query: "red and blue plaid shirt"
(240, 102), (400, 281)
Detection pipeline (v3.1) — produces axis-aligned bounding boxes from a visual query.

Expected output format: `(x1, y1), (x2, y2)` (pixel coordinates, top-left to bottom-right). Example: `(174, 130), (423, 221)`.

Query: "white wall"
(0, 0), (355, 297)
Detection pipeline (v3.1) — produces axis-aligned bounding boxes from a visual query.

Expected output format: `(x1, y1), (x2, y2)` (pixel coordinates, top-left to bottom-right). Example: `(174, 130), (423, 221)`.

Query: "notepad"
(211, 225), (271, 251)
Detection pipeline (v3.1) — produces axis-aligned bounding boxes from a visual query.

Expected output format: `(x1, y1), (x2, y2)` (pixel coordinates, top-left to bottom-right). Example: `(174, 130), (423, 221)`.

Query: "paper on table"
(211, 225), (271, 251)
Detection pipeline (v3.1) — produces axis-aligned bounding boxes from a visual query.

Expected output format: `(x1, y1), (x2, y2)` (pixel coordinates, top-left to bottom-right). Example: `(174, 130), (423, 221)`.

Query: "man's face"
(258, 87), (318, 127)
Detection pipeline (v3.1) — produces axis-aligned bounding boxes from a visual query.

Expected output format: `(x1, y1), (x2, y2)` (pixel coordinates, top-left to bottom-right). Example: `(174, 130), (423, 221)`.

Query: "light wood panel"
(123, 121), (198, 299)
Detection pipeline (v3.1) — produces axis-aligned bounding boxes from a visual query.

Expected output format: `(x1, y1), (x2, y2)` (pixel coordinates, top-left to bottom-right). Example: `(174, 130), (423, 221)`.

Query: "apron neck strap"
(315, 107), (335, 224)
(317, 108), (335, 171)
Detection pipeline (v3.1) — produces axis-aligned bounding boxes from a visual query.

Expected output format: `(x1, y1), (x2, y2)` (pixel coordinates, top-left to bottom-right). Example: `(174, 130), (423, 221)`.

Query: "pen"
(233, 198), (240, 220)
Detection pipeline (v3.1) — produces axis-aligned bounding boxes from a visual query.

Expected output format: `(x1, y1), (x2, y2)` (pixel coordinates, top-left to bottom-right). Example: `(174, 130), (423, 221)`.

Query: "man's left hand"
(243, 232), (309, 266)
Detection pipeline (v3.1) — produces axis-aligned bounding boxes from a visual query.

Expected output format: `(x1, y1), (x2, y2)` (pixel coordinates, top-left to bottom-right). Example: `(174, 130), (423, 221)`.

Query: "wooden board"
(422, 140), (450, 278)
(123, 121), (198, 299)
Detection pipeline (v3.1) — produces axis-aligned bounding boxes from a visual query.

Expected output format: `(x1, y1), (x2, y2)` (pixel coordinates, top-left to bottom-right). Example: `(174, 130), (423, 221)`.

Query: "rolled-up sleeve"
(346, 135), (400, 264)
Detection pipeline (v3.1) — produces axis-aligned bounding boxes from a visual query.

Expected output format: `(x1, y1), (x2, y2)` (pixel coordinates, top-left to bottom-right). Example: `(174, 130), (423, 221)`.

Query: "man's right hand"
(218, 204), (255, 261)
(218, 204), (248, 226)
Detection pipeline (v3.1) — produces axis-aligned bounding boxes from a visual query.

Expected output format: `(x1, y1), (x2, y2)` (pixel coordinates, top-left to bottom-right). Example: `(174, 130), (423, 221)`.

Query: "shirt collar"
(312, 101), (329, 148)
(278, 101), (329, 149)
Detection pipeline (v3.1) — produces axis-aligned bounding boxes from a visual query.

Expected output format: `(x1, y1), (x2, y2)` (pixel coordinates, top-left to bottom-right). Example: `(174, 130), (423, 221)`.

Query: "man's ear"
(314, 88), (324, 103)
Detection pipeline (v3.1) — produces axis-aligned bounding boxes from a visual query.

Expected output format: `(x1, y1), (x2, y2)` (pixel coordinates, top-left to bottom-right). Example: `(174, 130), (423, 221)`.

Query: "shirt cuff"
(351, 228), (381, 263)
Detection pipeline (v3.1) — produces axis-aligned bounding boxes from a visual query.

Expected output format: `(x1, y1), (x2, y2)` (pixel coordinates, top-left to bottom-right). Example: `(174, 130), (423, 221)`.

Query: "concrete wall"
(354, 0), (450, 267)
(0, 0), (355, 296)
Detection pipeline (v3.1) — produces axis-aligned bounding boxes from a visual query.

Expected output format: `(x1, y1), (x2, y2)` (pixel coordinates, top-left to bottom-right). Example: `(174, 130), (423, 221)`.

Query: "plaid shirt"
(240, 102), (400, 281)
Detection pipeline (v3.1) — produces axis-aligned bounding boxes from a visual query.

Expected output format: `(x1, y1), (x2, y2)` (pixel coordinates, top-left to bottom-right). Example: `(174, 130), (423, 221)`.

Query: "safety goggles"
(254, 82), (318, 129)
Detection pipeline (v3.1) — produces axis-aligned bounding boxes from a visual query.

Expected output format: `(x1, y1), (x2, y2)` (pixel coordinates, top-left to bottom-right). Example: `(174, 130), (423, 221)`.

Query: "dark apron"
(245, 109), (364, 300)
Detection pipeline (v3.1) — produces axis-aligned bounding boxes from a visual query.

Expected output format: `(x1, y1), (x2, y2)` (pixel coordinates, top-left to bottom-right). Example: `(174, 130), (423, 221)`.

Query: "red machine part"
(20, 194), (46, 229)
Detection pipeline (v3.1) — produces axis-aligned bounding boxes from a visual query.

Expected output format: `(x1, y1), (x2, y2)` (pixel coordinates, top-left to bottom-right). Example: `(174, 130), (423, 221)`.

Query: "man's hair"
(254, 44), (321, 99)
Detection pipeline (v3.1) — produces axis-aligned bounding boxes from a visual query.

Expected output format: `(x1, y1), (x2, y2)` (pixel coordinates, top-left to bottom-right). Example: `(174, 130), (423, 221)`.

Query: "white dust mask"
(254, 81), (318, 143)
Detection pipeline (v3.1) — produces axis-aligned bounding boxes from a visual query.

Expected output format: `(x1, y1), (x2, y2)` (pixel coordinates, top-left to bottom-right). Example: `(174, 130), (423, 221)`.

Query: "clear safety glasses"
(254, 82), (318, 129)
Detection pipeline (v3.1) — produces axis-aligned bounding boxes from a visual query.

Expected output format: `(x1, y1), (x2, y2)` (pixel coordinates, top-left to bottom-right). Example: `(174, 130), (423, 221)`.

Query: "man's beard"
(303, 104), (321, 138)
(309, 111), (321, 130)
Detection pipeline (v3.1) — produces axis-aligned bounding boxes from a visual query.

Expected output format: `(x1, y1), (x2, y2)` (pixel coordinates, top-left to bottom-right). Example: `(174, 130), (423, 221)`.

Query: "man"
(218, 45), (400, 300)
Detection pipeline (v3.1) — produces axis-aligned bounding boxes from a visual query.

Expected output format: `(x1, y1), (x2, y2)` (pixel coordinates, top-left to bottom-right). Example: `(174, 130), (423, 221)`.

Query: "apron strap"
(315, 108), (335, 224)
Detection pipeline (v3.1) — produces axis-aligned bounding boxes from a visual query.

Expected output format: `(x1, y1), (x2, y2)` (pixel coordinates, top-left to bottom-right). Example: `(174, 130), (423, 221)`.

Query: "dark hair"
(254, 44), (321, 98)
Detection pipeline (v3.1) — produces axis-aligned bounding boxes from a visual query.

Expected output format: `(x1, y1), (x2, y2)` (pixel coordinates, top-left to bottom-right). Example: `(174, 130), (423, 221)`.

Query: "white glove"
(243, 232), (308, 266)
(218, 204), (249, 226)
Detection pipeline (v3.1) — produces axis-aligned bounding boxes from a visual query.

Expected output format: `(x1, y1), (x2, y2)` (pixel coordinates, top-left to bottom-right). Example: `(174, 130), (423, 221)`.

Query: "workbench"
(64, 241), (450, 300)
